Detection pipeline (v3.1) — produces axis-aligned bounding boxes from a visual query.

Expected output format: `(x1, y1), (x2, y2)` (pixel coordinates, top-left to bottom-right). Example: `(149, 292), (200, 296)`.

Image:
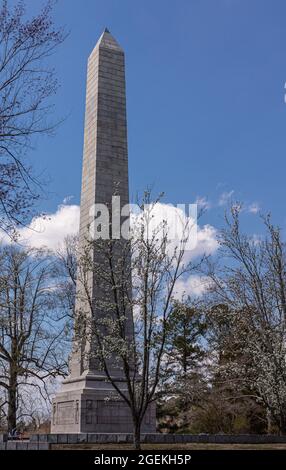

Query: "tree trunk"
(8, 365), (17, 433)
(133, 420), (141, 450)
(266, 409), (272, 434)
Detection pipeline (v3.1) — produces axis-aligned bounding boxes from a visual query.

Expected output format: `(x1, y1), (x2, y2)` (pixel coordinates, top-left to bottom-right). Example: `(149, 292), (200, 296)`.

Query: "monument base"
(51, 373), (156, 434)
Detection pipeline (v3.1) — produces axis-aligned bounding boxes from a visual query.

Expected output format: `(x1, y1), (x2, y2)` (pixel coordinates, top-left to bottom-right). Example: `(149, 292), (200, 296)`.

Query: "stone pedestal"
(51, 374), (156, 433)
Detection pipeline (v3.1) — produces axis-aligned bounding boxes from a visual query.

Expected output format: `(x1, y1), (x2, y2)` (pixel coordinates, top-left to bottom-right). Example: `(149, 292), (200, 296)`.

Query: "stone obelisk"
(51, 30), (155, 434)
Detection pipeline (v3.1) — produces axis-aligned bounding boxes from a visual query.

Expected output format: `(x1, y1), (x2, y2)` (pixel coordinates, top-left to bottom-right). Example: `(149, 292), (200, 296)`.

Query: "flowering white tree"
(73, 192), (203, 449)
(207, 205), (286, 433)
(0, 244), (69, 432)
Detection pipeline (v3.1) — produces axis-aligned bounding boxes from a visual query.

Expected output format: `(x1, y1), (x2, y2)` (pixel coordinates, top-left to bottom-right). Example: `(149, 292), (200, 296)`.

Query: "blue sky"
(23, 0), (286, 235)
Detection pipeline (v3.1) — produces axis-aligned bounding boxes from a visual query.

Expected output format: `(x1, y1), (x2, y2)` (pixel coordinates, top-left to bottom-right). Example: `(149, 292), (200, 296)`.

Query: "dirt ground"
(51, 443), (286, 450)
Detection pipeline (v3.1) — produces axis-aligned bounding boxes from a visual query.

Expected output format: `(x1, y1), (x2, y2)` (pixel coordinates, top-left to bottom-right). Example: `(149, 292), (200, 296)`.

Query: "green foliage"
(166, 301), (207, 376)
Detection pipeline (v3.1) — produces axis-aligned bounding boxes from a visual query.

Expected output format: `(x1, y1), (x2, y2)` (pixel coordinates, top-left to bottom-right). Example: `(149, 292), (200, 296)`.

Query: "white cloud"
(248, 202), (260, 214)
(3, 201), (218, 260)
(173, 275), (212, 299)
(195, 196), (212, 210)
(191, 224), (218, 259)
(218, 190), (234, 206)
(62, 195), (74, 205)
(131, 202), (218, 259)
(17, 204), (80, 250)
